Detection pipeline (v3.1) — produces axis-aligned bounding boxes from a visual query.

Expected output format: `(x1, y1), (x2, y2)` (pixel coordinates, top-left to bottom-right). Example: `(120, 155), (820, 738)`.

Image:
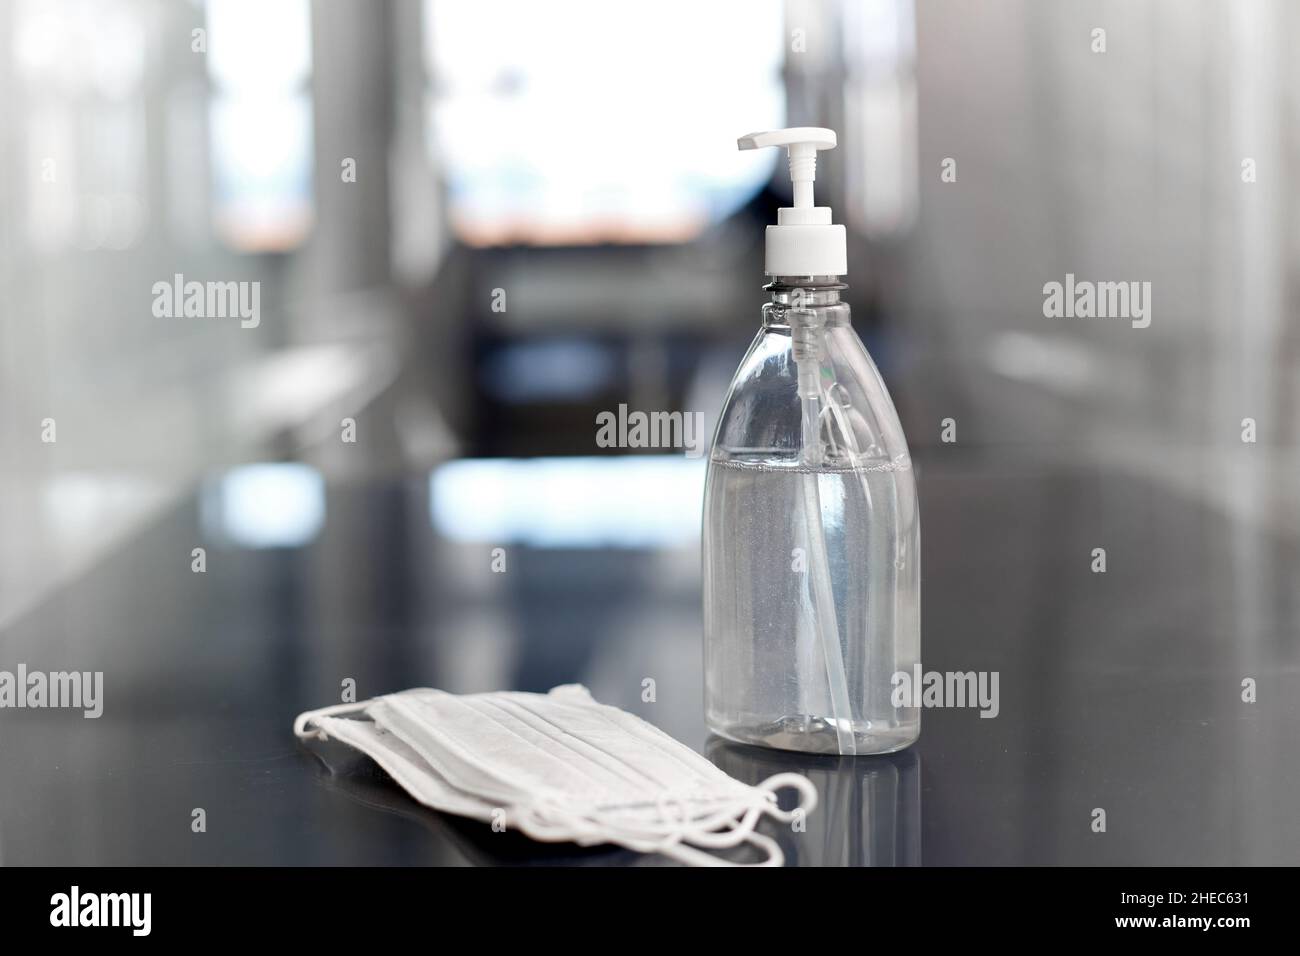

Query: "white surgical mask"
(294, 684), (816, 866)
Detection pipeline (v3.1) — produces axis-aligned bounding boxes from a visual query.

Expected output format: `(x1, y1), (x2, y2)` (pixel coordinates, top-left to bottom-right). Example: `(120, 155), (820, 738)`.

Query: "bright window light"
(202, 463), (326, 549)
(423, 0), (785, 246)
(206, 0), (314, 251)
(430, 456), (705, 548)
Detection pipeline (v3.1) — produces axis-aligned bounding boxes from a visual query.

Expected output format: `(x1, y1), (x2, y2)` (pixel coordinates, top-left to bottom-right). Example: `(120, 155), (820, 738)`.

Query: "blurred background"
(0, 0), (1298, 865)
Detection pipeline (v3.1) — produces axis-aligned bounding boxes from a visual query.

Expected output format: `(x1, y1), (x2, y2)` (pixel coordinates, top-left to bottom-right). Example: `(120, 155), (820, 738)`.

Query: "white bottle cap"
(738, 127), (847, 277)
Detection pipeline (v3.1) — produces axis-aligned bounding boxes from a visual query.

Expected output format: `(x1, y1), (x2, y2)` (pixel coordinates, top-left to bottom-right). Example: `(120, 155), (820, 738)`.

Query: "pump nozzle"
(737, 127), (846, 276)
(738, 127), (836, 210)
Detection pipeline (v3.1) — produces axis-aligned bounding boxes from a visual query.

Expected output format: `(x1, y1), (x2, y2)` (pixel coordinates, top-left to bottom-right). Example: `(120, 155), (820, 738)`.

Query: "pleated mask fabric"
(294, 684), (816, 866)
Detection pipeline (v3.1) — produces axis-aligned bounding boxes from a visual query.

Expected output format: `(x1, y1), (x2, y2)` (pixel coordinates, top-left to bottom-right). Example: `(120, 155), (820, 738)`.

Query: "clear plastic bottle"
(702, 275), (920, 755)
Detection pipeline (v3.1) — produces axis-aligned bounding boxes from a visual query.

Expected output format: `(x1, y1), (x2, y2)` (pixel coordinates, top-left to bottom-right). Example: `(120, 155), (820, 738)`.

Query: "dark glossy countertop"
(1, 452), (1297, 866)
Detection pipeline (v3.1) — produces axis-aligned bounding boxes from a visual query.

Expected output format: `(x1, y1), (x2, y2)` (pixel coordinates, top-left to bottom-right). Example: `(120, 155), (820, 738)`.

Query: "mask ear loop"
(542, 789), (767, 849)
(524, 773), (817, 866)
(634, 773), (820, 846)
(640, 790), (791, 867)
(653, 829), (786, 867)
(293, 701), (373, 741)
(648, 773), (818, 863)
(755, 772), (819, 822)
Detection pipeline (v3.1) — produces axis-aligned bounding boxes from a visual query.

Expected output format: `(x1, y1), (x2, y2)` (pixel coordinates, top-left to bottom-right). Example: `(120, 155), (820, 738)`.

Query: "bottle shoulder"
(710, 324), (912, 470)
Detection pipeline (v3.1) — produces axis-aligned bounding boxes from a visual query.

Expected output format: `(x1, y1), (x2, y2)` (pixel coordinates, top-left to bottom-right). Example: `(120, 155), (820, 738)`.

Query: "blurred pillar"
(308, 0), (396, 293)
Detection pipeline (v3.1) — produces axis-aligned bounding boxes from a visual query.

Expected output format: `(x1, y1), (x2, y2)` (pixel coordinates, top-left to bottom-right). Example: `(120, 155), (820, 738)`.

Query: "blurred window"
(206, 0), (314, 252)
(201, 464), (325, 549)
(13, 0), (148, 251)
(430, 456), (704, 548)
(422, 0), (785, 246)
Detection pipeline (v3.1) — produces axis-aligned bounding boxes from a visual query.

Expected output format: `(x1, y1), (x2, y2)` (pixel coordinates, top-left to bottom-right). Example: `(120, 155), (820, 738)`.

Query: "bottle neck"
(762, 276), (848, 329)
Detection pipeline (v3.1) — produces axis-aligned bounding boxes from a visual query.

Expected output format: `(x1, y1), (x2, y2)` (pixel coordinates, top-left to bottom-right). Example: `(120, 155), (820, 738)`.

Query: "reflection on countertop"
(707, 739), (922, 867)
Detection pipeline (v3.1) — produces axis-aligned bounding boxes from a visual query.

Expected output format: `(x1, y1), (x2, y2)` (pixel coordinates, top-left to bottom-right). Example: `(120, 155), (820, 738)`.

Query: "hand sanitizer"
(703, 128), (920, 755)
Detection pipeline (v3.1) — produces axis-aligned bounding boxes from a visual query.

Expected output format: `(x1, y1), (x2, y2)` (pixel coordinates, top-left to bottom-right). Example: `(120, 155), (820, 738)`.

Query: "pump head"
(738, 127), (847, 277)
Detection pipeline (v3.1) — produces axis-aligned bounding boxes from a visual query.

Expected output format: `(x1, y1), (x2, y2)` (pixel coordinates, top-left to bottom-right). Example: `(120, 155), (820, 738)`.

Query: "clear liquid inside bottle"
(703, 278), (920, 755)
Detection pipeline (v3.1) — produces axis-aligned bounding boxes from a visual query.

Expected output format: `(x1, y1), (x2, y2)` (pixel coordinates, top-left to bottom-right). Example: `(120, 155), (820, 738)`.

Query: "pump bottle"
(702, 128), (920, 755)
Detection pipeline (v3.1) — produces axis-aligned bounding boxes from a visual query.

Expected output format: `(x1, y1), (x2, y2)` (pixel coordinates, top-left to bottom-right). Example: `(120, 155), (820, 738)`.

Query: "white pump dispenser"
(737, 127), (847, 276)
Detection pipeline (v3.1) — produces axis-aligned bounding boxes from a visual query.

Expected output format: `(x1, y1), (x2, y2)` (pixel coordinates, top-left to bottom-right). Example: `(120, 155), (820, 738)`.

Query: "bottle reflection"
(706, 737), (921, 866)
